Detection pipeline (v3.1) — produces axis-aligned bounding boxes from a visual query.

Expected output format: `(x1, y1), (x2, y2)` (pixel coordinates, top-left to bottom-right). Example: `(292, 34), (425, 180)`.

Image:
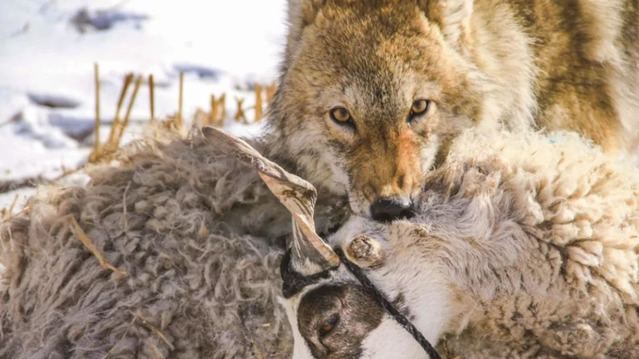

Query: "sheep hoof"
(345, 235), (384, 269)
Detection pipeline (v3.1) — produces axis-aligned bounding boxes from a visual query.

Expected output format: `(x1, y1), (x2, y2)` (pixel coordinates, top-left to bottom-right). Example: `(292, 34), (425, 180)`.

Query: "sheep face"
(281, 216), (454, 359)
(201, 127), (455, 358)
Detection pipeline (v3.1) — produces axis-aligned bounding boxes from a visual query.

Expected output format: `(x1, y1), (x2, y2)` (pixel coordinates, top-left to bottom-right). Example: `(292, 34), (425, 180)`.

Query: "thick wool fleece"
(0, 130), (348, 358)
(421, 130), (639, 358)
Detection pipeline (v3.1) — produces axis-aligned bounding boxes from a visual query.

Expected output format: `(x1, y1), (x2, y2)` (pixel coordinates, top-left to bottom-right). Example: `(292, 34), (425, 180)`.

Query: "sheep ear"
(202, 126), (339, 276)
(417, 0), (473, 46)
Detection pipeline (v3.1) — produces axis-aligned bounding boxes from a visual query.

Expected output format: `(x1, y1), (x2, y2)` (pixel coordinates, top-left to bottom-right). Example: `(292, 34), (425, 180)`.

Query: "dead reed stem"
(102, 316), (137, 359)
(68, 215), (127, 277)
(106, 73), (134, 148)
(93, 63), (101, 156)
(95, 73), (141, 158)
(148, 74), (155, 122)
(177, 72), (184, 129)
(210, 94), (226, 126)
(1, 194), (19, 221)
(120, 75), (143, 139)
(133, 312), (175, 350)
(209, 95), (217, 125)
(219, 93), (226, 120)
(254, 84), (263, 122)
(234, 97), (247, 123)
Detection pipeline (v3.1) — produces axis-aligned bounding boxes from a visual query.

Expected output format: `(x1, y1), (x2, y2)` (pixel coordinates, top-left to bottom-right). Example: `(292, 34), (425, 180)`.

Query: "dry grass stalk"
(1, 205), (32, 224)
(177, 72), (184, 129)
(91, 73), (135, 162)
(119, 75), (143, 139)
(254, 84), (263, 122)
(132, 312), (175, 351)
(219, 93), (226, 120)
(209, 93), (226, 126)
(68, 215), (127, 277)
(105, 73), (134, 149)
(1, 194), (19, 221)
(93, 63), (101, 157)
(2, 204), (31, 223)
(148, 74), (155, 122)
(102, 316), (137, 359)
(98, 74), (142, 158)
(234, 97), (247, 123)
(59, 165), (80, 178)
(160, 114), (186, 134)
(209, 95), (217, 125)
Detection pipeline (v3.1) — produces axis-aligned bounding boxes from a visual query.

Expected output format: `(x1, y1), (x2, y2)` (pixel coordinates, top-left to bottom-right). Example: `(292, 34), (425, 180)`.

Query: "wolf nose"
(370, 197), (415, 222)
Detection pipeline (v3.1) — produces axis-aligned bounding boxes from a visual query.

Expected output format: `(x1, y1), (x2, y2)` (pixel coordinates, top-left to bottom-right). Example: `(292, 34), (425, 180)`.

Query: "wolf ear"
(418, 0), (474, 46)
(285, 0), (326, 64)
(289, 0), (325, 29)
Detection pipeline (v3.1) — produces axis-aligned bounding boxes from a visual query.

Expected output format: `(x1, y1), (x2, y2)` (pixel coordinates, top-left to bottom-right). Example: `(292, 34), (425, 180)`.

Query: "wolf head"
(268, 0), (514, 221)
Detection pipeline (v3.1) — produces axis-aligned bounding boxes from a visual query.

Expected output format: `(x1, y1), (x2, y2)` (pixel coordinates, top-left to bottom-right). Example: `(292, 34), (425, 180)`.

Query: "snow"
(0, 0), (287, 210)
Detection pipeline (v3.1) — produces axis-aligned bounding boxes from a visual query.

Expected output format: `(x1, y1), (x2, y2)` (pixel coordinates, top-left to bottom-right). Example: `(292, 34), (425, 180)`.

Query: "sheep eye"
(408, 99), (431, 122)
(318, 313), (340, 338)
(329, 107), (353, 126)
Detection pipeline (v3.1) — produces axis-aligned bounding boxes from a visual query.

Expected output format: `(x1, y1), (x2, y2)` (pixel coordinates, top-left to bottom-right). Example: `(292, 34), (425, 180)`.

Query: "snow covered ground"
(0, 0), (287, 209)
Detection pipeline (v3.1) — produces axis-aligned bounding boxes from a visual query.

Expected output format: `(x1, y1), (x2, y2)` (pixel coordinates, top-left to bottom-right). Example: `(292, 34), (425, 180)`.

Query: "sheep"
(3, 123), (638, 358)
(0, 129), (349, 358)
(219, 126), (639, 358)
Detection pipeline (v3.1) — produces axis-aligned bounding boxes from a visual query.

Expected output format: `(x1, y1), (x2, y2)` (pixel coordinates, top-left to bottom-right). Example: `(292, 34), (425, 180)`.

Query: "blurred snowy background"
(0, 0), (287, 209)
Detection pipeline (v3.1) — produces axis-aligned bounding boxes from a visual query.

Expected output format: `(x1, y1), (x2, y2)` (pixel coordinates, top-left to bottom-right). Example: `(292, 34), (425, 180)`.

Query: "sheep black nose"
(370, 197), (415, 222)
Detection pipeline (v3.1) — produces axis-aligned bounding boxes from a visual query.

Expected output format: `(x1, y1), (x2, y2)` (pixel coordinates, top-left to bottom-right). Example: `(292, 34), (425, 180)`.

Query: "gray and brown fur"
(0, 130), (349, 358)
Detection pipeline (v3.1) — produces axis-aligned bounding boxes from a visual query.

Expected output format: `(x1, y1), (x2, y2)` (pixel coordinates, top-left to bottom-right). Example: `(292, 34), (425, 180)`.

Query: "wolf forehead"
(287, 1), (456, 84)
(300, 3), (432, 64)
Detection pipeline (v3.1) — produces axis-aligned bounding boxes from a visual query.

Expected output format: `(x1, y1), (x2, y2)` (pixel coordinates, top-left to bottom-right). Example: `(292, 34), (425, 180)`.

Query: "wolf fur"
(0, 130), (349, 358)
(266, 0), (639, 216)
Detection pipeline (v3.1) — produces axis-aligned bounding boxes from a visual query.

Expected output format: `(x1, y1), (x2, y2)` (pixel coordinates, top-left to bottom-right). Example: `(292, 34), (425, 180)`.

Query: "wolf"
(265, 0), (639, 222)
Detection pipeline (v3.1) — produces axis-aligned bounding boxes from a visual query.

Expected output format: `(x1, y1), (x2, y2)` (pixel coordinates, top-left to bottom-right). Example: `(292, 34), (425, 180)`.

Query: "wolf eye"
(408, 99), (431, 122)
(329, 107), (354, 127)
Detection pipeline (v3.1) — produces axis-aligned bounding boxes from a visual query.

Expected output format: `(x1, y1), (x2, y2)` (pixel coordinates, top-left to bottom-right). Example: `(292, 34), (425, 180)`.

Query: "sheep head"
(203, 127), (451, 358)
